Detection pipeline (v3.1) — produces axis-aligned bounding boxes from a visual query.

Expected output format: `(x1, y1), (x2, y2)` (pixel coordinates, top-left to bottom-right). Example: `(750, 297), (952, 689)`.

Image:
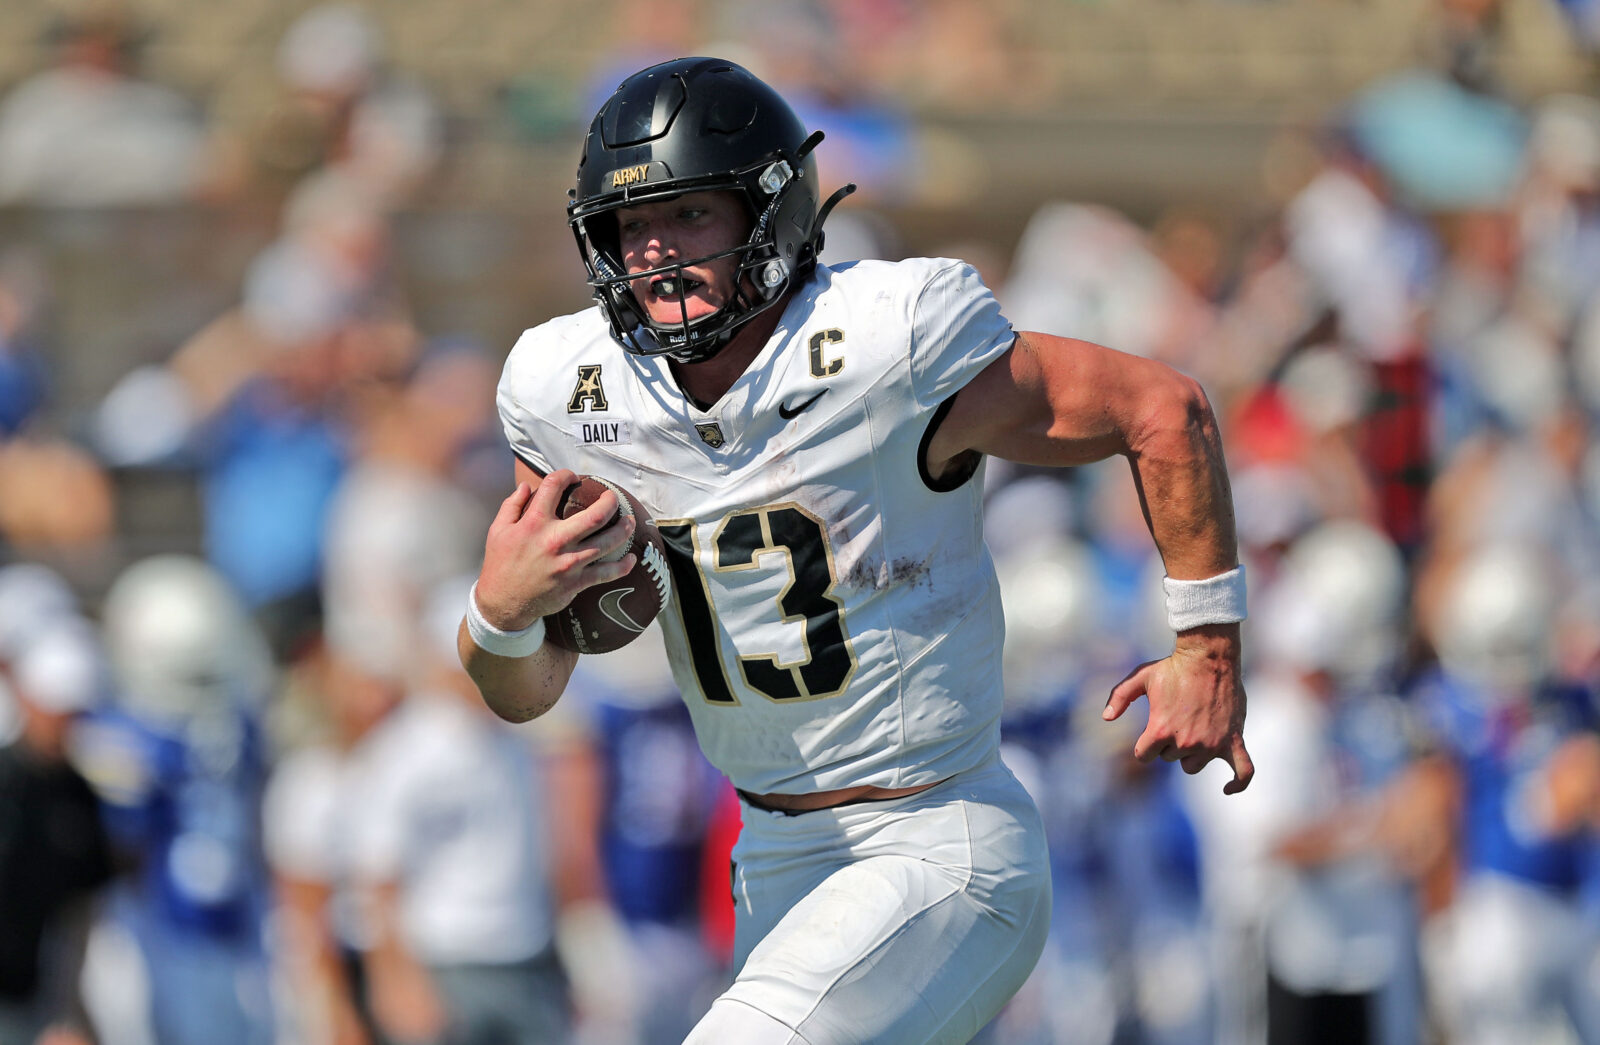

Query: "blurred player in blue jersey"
(461, 57), (1253, 1044)
(77, 556), (277, 1045)
(1413, 543), (1600, 1045)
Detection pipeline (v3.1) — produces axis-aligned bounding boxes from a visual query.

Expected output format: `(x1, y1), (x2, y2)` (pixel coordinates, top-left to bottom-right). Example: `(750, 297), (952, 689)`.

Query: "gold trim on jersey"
(660, 502), (860, 706)
(719, 503), (857, 703)
(658, 515), (743, 707)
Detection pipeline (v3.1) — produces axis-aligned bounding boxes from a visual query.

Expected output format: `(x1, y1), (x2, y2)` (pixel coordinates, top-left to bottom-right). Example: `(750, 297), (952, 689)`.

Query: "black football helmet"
(568, 57), (855, 363)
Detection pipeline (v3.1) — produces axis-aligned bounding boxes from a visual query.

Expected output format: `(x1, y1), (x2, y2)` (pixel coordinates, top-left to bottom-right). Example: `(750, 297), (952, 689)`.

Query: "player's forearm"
(458, 620), (577, 722)
(1124, 370), (1239, 581)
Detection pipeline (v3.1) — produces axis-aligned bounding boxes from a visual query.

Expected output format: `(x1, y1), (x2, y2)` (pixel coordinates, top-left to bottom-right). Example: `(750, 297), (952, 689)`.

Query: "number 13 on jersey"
(659, 504), (858, 705)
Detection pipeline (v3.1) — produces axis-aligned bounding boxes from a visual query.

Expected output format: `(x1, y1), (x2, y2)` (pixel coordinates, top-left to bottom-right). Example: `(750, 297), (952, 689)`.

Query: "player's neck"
(669, 296), (787, 408)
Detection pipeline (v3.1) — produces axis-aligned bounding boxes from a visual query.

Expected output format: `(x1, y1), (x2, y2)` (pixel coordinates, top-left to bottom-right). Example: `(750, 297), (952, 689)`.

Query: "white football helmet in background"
(1256, 518), (1408, 682)
(101, 555), (276, 723)
(1430, 542), (1554, 696)
(996, 534), (1101, 710)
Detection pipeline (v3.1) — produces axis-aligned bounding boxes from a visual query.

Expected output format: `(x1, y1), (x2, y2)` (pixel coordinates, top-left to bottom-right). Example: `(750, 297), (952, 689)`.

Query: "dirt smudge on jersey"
(840, 556), (931, 592)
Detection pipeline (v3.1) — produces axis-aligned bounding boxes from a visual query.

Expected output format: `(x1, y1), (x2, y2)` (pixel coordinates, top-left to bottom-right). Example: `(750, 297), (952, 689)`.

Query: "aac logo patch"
(567, 365), (609, 413)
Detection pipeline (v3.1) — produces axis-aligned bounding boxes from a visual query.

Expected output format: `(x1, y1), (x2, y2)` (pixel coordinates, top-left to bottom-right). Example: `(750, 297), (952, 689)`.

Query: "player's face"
(617, 191), (750, 327)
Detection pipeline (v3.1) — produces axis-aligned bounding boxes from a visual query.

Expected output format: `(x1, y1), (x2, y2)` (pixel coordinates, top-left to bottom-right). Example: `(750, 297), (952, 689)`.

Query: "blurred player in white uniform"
(462, 57), (1253, 1045)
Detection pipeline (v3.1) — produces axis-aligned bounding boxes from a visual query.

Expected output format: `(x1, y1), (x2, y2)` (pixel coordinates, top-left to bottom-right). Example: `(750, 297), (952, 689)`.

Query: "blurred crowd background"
(2, 0), (1600, 1043)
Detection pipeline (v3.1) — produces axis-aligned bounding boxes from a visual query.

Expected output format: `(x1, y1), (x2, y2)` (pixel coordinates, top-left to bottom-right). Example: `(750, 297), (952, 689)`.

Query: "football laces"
(642, 543), (671, 604)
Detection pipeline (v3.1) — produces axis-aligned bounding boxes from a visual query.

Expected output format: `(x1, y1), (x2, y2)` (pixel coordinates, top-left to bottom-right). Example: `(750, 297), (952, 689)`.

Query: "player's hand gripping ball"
(543, 475), (671, 654)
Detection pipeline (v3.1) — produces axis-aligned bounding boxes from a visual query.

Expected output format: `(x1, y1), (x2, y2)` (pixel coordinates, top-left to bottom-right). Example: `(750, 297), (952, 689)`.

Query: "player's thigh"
(699, 761), (1050, 1044)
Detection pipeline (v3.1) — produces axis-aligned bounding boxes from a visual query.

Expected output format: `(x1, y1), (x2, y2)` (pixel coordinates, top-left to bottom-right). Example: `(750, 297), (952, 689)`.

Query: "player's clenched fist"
(473, 469), (636, 632)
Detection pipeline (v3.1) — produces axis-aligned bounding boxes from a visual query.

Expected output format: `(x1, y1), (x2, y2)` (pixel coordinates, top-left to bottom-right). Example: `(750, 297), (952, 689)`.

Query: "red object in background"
(698, 778), (742, 966)
(1229, 351), (1431, 556)
(1229, 383), (1310, 466)
(1364, 354), (1430, 553)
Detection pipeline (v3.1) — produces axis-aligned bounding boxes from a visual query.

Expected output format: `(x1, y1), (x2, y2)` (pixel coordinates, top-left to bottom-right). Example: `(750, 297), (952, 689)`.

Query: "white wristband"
(465, 582), (546, 657)
(1162, 565), (1248, 631)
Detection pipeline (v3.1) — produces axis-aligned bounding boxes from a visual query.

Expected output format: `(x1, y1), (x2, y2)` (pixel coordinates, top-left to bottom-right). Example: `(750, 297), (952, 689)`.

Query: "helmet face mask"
(569, 58), (848, 364)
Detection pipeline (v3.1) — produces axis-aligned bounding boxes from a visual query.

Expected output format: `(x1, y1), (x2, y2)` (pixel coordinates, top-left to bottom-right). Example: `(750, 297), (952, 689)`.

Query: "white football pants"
(684, 753), (1051, 1045)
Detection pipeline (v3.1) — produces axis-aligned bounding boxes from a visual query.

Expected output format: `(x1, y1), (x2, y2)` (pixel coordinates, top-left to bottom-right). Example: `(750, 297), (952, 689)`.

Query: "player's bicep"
(929, 330), (1169, 470)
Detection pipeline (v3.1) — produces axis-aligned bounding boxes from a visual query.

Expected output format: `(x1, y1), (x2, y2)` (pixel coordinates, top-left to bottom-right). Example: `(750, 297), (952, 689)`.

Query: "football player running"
(461, 57), (1253, 1044)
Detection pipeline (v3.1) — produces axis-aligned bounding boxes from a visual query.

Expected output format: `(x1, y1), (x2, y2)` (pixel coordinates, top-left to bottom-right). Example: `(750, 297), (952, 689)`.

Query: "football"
(543, 475), (672, 654)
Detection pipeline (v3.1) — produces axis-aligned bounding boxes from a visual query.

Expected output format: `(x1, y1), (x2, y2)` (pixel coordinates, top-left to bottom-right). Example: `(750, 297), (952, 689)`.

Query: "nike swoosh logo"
(778, 390), (827, 420)
(598, 588), (647, 632)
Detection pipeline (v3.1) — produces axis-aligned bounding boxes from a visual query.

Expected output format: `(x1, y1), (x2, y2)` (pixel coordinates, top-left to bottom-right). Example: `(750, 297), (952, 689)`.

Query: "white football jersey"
(498, 258), (1015, 794)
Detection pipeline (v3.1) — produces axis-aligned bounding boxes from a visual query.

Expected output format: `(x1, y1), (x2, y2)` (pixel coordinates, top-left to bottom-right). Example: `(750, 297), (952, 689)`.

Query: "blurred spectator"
(1274, 119), (1444, 551)
(0, 251), (51, 438)
(0, 2), (206, 207)
(1411, 542), (1600, 1044)
(1223, 362), (1381, 574)
(0, 623), (115, 1045)
(1417, 0), (1507, 93)
(0, 438), (119, 588)
(1515, 93), (1600, 345)
(266, 574), (613, 1045)
(1002, 202), (1212, 370)
(1552, 0), (1600, 55)
(206, 2), (441, 213)
(562, 627), (729, 1044)
(74, 556), (277, 1045)
(1238, 521), (1439, 1045)
(1428, 204), (1569, 460)
(0, 562), (82, 744)
(720, 1), (918, 206)
(990, 509), (1215, 1045)
(341, 576), (585, 1045)
(1282, 120), (1438, 366)
(93, 174), (418, 657)
(1181, 521), (1409, 1045)
(263, 642), (405, 1045)
(320, 342), (497, 687)
(1416, 428), (1600, 636)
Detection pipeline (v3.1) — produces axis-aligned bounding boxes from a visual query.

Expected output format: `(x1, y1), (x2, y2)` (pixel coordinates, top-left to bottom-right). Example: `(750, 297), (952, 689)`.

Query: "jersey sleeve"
(907, 260), (1015, 408)
(496, 326), (555, 474)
